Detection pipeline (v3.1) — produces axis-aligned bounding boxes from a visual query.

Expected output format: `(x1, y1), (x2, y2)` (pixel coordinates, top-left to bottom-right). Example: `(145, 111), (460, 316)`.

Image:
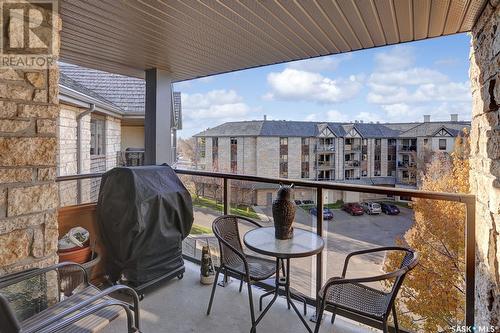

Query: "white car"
(361, 202), (382, 215)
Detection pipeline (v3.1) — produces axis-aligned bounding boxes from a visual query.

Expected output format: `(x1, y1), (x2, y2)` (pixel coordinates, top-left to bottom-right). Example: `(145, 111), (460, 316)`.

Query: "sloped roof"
(194, 120), (471, 138)
(59, 72), (116, 107)
(60, 63), (145, 114)
(350, 122), (401, 138)
(399, 122), (470, 137)
(195, 121), (264, 137)
(260, 121), (319, 137)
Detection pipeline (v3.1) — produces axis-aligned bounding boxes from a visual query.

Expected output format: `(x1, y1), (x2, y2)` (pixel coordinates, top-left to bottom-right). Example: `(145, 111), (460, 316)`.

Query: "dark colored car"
(294, 200), (303, 205)
(380, 202), (400, 215)
(342, 203), (364, 216)
(302, 200), (315, 205)
(309, 207), (334, 220)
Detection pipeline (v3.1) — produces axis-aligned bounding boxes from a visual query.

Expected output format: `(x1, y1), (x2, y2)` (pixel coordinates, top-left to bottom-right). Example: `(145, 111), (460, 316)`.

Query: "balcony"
(315, 145), (335, 152)
(344, 144), (361, 151)
(344, 160), (360, 168)
(317, 160), (335, 170)
(53, 169), (476, 333)
(397, 161), (416, 168)
(398, 145), (417, 152)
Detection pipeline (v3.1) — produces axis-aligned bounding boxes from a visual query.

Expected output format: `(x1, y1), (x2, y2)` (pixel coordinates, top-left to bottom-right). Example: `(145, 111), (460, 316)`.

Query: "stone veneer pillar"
(0, 6), (61, 275)
(469, 1), (500, 327)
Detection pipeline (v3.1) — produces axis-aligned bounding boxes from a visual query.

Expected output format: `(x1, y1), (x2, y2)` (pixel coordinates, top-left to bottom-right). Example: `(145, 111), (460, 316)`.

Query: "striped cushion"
(22, 285), (124, 333)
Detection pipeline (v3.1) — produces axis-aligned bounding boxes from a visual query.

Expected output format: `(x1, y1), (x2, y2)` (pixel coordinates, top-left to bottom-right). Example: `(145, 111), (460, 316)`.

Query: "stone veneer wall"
(0, 14), (61, 273)
(105, 115), (121, 169)
(469, 2), (500, 326)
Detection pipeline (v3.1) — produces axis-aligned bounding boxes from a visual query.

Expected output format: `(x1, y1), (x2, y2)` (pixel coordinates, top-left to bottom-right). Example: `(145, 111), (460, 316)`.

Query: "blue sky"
(174, 33), (472, 138)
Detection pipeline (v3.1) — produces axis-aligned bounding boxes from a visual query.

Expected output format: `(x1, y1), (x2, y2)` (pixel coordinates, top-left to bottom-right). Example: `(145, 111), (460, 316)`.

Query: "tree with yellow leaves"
(385, 131), (470, 332)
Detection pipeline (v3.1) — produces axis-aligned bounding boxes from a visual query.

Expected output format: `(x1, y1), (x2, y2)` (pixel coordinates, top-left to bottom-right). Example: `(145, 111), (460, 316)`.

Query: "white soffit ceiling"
(60, 0), (488, 81)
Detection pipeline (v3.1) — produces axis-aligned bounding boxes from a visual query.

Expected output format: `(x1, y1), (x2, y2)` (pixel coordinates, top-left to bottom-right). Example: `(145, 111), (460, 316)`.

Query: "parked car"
(360, 202), (382, 215)
(309, 207), (334, 220)
(380, 202), (400, 215)
(302, 200), (315, 205)
(294, 200), (303, 205)
(342, 203), (364, 216)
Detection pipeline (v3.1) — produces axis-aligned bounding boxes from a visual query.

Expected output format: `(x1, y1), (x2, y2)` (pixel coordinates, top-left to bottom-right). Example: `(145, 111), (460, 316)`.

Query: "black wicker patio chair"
(206, 215), (278, 332)
(0, 262), (141, 333)
(314, 246), (419, 333)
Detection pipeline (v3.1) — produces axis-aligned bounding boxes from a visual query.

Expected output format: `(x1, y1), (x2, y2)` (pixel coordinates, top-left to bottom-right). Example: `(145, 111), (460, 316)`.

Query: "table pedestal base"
(252, 259), (312, 333)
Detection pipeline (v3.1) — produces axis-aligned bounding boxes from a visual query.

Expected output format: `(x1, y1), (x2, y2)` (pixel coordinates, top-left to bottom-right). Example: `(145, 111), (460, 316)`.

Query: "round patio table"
(243, 227), (324, 333)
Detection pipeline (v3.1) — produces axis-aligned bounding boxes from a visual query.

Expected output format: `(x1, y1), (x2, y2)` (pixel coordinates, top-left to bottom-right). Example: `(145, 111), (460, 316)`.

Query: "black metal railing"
(56, 169), (476, 331)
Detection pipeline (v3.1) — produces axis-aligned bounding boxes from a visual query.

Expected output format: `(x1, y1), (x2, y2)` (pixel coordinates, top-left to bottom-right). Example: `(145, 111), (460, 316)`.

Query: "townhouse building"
(194, 116), (470, 205)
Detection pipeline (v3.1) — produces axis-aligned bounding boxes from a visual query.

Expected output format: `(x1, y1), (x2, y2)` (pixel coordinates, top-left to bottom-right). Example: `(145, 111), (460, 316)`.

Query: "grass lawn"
(192, 196), (260, 220)
(190, 224), (212, 235)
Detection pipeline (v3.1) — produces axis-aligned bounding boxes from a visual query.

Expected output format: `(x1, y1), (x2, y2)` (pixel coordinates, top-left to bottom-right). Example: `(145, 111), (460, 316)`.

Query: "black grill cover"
(97, 165), (193, 285)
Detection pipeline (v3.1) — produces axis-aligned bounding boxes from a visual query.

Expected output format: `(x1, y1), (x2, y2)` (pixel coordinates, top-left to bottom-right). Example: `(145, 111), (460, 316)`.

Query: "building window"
(90, 118), (105, 156)
(301, 140), (309, 179)
(230, 137), (237, 173)
(388, 139), (396, 146)
(197, 137), (206, 158)
(375, 139), (381, 146)
(375, 154), (381, 161)
(212, 138), (218, 171)
(439, 139), (447, 150)
(424, 138), (428, 145)
(388, 155), (392, 161)
(280, 137), (288, 178)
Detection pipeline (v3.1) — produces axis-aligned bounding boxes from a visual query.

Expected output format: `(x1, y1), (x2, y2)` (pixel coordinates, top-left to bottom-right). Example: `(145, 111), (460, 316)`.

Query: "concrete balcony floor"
(101, 261), (372, 333)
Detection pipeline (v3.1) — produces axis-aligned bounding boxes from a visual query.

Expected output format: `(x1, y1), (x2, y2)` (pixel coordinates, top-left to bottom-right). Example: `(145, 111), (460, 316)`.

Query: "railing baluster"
(315, 187), (323, 301)
(465, 198), (476, 329)
(223, 178), (229, 215)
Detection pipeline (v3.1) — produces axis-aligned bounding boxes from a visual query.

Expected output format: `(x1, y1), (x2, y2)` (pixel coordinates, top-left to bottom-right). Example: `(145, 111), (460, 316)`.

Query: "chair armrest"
(320, 267), (409, 299)
(34, 300), (136, 333)
(341, 246), (409, 277)
(226, 214), (263, 228)
(0, 262), (89, 289)
(27, 284), (140, 333)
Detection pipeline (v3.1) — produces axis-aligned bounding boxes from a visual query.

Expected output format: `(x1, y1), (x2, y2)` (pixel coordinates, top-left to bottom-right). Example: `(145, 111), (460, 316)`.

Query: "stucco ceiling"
(59, 0), (487, 81)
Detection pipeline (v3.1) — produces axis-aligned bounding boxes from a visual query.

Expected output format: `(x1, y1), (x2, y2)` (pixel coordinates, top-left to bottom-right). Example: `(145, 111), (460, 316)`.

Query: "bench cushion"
(22, 285), (124, 333)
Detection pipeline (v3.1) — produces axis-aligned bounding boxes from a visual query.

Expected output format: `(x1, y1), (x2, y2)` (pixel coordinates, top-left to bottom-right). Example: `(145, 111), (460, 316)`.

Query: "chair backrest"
(212, 215), (246, 269)
(212, 215), (261, 270)
(0, 294), (21, 333)
(387, 248), (419, 309)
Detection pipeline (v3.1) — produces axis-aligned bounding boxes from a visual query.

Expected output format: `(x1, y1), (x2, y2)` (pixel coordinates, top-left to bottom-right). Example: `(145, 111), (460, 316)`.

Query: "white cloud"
(367, 81), (471, 104)
(288, 54), (352, 72)
(180, 90), (260, 136)
(380, 102), (472, 122)
(369, 67), (448, 86)
(367, 45), (472, 114)
(265, 68), (363, 104)
(374, 46), (415, 72)
(305, 113), (318, 121)
(325, 110), (349, 122)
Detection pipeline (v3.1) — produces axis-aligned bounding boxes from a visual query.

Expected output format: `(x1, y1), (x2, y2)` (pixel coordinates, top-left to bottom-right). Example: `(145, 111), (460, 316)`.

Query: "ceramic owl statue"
(272, 184), (296, 239)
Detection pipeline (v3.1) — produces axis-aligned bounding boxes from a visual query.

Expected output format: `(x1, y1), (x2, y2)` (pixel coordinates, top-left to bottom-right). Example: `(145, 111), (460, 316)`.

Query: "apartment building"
(194, 116), (470, 204)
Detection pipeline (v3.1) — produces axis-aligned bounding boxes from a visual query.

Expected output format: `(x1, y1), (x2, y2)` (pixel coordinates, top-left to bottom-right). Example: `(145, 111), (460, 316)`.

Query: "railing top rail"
(56, 169), (475, 203)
